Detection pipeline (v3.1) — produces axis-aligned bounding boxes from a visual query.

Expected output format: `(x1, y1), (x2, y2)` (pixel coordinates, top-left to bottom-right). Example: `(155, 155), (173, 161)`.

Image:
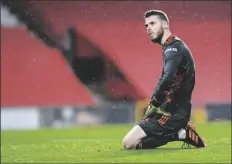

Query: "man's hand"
(143, 104), (156, 119)
(143, 103), (171, 120)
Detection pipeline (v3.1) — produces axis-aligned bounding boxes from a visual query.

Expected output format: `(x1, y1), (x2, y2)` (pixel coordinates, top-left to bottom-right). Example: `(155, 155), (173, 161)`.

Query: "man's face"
(145, 15), (164, 43)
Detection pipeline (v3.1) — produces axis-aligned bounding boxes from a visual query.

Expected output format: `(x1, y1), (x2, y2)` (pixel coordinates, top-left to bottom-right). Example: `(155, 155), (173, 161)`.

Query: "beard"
(151, 28), (164, 44)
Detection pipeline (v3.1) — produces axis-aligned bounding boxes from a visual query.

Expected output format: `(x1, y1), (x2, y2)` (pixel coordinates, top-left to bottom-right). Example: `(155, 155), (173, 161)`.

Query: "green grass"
(1, 122), (231, 163)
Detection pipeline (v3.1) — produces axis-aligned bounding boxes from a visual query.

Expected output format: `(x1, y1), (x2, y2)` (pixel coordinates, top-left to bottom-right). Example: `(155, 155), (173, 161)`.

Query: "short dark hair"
(144, 10), (169, 23)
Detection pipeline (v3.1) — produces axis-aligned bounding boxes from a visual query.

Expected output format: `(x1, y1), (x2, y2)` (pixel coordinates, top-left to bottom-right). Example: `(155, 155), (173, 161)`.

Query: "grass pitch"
(1, 122), (231, 163)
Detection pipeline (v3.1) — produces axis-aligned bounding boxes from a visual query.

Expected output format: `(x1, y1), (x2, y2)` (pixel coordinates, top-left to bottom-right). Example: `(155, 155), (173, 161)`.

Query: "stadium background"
(1, 1), (231, 130)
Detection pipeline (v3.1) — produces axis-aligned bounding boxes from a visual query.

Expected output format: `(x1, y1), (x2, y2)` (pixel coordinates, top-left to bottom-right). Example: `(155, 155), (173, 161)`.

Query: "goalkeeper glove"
(143, 103), (171, 120)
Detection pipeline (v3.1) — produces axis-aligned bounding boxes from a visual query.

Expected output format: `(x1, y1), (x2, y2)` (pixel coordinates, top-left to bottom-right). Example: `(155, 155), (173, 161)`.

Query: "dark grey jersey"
(152, 35), (195, 119)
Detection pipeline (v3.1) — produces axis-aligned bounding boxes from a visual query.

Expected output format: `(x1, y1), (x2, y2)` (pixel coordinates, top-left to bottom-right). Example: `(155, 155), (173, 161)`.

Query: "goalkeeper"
(122, 10), (206, 149)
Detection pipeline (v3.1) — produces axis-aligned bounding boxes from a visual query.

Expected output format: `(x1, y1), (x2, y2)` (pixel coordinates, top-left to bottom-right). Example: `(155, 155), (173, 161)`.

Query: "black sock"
(164, 132), (180, 142)
(136, 137), (167, 149)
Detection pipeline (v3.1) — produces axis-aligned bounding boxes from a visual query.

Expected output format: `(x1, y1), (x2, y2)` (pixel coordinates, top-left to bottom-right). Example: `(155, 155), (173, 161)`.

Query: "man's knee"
(122, 135), (135, 149)
(122, 125), (147, 149)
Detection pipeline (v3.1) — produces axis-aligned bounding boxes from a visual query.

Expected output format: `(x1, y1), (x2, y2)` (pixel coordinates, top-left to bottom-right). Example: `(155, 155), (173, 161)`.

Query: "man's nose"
(147, 28), (151, 32)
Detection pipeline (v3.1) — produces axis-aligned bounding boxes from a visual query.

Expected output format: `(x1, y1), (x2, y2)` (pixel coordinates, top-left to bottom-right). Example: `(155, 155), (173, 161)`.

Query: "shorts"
(138, 113), (188, 141)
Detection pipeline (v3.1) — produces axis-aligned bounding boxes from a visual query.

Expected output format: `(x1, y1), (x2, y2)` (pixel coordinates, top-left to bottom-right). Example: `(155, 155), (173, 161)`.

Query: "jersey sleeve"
(151, 45), (183, 106)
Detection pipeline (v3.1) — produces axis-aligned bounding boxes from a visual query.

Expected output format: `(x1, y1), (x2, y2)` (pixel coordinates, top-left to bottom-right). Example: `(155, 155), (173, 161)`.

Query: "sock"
(136, 137), (167, 149)
(164, 132), (179, 142)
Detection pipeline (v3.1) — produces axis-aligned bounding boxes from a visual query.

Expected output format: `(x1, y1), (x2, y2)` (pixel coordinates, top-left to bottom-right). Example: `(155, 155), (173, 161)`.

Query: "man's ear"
(162, 21), (169, 29)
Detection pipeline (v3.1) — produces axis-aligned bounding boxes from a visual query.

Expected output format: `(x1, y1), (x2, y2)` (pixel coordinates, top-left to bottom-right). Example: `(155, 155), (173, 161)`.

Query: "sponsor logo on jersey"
(164, 48), (178, 54)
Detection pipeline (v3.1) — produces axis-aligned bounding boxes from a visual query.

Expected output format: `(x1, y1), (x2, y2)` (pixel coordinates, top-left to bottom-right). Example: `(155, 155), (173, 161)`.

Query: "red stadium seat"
(1, 28), (96, 106)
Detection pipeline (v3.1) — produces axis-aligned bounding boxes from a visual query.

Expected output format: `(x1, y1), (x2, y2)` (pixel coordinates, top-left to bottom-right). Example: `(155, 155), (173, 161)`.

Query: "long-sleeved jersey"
(151, 35), (195, 119)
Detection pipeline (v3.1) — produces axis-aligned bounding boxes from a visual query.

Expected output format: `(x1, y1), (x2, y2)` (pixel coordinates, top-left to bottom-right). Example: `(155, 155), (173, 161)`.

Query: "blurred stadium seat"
(1, 27), (96, 106)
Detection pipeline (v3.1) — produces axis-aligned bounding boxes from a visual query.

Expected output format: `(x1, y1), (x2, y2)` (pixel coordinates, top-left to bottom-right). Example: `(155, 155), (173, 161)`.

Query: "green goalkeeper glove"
(143, 104), (171, 120)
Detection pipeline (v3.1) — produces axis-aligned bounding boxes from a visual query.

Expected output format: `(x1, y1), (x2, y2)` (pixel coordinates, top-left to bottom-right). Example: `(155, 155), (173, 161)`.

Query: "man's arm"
(151, 47), (183, 106)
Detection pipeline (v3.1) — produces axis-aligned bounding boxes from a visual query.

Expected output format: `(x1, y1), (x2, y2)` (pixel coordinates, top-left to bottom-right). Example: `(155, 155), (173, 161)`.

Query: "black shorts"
(138, 113), (188, 141)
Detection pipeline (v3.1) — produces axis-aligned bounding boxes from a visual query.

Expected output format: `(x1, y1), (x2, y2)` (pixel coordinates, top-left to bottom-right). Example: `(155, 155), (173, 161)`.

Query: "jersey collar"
(164, 35), (175, 46)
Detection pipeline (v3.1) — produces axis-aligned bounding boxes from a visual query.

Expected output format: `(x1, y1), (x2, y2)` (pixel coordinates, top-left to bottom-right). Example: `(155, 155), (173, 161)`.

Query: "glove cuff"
(150, 96), (162, 107)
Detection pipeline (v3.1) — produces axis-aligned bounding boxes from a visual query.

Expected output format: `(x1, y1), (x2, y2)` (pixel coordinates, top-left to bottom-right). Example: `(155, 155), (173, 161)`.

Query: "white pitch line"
(52, 138), (118, 142)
